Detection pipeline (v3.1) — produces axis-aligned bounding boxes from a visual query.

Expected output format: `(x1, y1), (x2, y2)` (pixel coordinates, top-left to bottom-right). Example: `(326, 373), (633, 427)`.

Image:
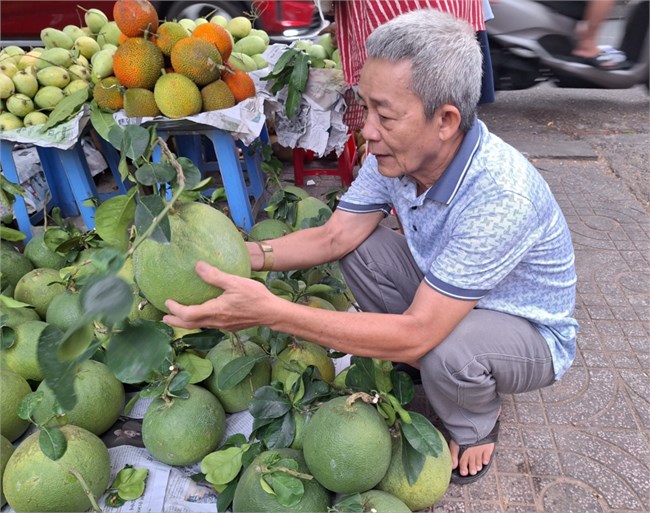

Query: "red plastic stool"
(293, 132), (358, 187)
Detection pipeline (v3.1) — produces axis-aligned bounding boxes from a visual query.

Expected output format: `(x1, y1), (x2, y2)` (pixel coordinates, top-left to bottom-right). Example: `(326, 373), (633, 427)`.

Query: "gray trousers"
(339, 226), (556, 445)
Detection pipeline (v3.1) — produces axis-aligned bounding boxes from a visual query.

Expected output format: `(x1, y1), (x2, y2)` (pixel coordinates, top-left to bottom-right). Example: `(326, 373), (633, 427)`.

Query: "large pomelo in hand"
(2, 425), (110, 513)
(133, 202), (250, 312)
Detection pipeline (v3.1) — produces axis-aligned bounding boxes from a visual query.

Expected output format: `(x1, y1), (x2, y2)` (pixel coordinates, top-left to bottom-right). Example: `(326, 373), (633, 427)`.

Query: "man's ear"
(437, 105), (462, 141)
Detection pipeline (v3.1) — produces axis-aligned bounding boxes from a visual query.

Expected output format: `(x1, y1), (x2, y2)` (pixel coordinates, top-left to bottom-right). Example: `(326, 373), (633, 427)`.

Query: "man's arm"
(247, 208), (384, 272)
(165, 264), (477, 363)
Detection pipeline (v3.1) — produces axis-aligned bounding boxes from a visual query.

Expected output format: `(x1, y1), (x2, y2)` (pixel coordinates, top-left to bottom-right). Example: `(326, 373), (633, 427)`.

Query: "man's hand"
(163, 261), (276, 332)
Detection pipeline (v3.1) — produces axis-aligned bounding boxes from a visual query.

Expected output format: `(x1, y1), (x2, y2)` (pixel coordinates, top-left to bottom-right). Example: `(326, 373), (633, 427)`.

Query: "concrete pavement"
(292, 89), (649, 512)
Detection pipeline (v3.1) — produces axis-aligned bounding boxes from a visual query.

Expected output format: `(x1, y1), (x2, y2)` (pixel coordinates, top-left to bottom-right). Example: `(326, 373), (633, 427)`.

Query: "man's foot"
(449, 419), (499, 485)
(565, 48), (630, 70)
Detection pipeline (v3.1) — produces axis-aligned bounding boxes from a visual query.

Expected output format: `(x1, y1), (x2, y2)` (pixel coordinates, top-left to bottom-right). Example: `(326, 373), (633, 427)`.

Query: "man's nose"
(361, 115), (380, 143)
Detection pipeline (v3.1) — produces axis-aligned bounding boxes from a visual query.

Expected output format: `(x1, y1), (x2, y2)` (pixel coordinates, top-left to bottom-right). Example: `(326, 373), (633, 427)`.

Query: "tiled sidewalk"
(294, 153), (650, 512)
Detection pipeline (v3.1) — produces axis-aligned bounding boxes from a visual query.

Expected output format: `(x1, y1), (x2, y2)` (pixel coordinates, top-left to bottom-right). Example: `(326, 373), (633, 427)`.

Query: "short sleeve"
(337, 155), (393, 215)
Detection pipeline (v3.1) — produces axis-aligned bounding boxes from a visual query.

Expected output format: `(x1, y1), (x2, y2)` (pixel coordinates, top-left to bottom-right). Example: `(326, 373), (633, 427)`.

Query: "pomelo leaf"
(39, 426), (67, 461)
(400, 411), (443, 458)
(0, 295), (33, 309)
(217, 354), (268, 390)
(216, 479), (237, 512)
(56, 319), (95, 361)
(90, 99), (116, 142)
(175, 157), (202, 190)
(346, 356), (377, 392)
(175, 352), (213, 384)
(105, 325), (172, 384)
(135, 195), (170, 244)
(333, 493), (364, 513)
(38, 324), (100, 411)
(108, 124), (124, 150)
(168, 370), (191, 393)
(80, 275), (132, 327)
(135, 162), (176, 186)
(391, 369), (415, 405)
(0, 326), (15, 349)
(249, 386), (292, 419)
(113, 466), (148, 501)
(201, 446), (244, 485)
(401, 432), (426, 486)
(0, 225), (26, 241)
(264, 470), (304, 508)
(260, 476), (276, 496)
(178, 329), (225, 351)
(95, 193), (136, 252)
(121, 125), (150, 161)
(17, 391), (44, 421)
(258, 412), (294, 449)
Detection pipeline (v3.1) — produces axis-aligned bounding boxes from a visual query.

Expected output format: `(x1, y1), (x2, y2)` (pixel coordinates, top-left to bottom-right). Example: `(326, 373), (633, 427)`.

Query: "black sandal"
(450, 419), (500, 485)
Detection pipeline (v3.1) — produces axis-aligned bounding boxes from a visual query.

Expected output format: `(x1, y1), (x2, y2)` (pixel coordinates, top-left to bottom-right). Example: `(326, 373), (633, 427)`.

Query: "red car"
(1, 0), (329, 46)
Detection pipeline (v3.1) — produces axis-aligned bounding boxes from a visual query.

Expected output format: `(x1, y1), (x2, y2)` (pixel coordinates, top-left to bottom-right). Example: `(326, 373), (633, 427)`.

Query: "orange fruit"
(221, 67), (255, 103)
(155, 21), (188, 56)
(192, 22), (232, 62)
(113, 37), (164, 90)
(113, 0), (159, 38)
(93, 76), (124, 111)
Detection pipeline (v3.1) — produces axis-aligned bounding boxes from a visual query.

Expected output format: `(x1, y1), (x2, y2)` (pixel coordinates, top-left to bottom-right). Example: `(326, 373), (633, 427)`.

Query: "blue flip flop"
(451, 419), (500, 485)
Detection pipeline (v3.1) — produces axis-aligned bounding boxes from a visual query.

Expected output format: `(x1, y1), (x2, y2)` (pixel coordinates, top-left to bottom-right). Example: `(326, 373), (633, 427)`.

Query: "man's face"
(358, 58), (441, 181)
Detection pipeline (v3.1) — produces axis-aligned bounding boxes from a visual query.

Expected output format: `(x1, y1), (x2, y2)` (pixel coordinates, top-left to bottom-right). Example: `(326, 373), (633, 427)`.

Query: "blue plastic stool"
(152, 126), (268, 232)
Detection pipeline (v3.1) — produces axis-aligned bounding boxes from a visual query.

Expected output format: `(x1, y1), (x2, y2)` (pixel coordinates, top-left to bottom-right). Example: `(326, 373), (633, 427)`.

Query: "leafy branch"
(261, 48), (310, 119)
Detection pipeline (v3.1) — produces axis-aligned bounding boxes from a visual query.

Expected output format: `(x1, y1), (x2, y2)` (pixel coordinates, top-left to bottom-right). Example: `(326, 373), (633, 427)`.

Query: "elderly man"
(164, 9), (578, 484)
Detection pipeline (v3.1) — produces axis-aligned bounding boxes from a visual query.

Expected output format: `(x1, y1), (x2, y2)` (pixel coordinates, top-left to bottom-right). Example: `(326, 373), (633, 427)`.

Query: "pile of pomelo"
(1, 185), (452, 512)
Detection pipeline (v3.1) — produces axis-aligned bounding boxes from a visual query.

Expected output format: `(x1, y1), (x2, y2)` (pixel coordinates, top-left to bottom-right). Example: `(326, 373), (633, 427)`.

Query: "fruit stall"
(0, 1), (452, 512)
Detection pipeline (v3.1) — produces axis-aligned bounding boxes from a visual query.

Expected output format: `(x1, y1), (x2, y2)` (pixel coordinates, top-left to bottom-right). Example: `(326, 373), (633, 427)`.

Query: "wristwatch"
(256, 241), (274, 271)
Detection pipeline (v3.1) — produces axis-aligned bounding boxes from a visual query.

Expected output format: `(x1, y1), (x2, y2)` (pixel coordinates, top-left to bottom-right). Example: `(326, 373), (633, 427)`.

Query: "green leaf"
(0, 295), (33, 309)
(41, 88), (88, 131)
(112, 466), (148, 501)
(258, 412), (294, 449)
(401, 432), (426, 486)
(135, 162), (176, 186)
(168, 370), (191, 393)
(39, 426), (67, 461)
(216, 479), (237, 512)
(400, 411), (443, 458)
(121, 125), (150, 162)
(177, 329), (224, 351)
(80, 275), (133, 327)
(0, 226), (26, 241)
(174, 157), (202, 190)
(201, 447), (244, 485)
(17, 391), (44, 421)
(345, 356), (377, 392)
(175, 352), (213, 384)
(268, 49), (298, 77)
(95, 193), (136, 252)
(285, 86), (302, 120)
(217, 354), (268, 391)
(264, 470), (304, 508)
(135, 195), (170, 244)
(105, 324), (173, 384)
(290, 52), (310, 93)
(108, 124), (124, 151)
(391, 369), (415, 405)
(90, 100), (117, 142)
(249, 386), (292, 419)
(333, 493), (364, 513)
(0, 326), (15, 349)
(37, 324), (98, 411)
(57, 319), (95, 361)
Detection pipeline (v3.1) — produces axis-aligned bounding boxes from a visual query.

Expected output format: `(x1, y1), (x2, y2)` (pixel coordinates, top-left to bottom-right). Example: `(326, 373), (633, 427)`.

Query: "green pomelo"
(232, 447), (331, 512)
(45, 290), (83, 331)
(23, 232), (67, 269)
(296, 295), (336, 310)
(272, 339), (335, 388)
(142, 384), (226, 466)
(133, 202), (251, 312)
(248, 218), (292, 241)
(303, 395), (392, 494)
(337, 489), (412, 513)
(0, 320), (48, 381)
(33, 360), (125, 436)
(0, 243), (34, 291)
(13, 267), (66, 318)
(204, 337), (271, 413)
(0, 370), (31, 442)
(293, 196), (332, 230)
(377, 429), (452, 511)
(0, 435), (14, 506)
(3, 425), (110, 513)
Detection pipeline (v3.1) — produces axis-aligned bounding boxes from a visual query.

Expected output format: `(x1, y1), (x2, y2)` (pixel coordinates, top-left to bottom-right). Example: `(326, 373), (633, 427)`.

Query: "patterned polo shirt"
(337, 119), (579, 379)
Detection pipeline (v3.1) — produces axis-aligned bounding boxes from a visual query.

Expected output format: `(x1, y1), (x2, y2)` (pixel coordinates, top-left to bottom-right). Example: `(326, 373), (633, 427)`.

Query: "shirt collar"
(425, 117), (482, 205)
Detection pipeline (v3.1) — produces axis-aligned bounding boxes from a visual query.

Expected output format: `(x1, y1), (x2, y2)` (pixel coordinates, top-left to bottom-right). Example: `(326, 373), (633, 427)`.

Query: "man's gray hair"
(365, 9), (483, 132)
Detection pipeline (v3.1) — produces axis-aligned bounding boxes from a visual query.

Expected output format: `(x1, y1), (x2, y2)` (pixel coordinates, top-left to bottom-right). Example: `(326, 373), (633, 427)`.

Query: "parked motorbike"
(487, 0), (649, 90)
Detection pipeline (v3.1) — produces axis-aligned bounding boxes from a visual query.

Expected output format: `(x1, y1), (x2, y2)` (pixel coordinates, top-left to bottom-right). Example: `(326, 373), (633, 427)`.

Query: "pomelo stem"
(127, 137), (186, 258)
(346, 391), (377, 408)
(69, 468), (102, 512)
